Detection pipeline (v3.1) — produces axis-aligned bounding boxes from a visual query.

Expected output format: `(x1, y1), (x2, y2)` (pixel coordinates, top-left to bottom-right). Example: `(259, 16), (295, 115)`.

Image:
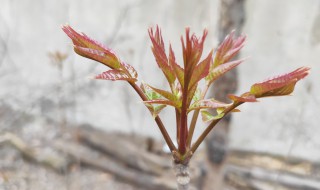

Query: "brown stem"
(176, 109), (181, 146)
(178, 112), (188, 155)
(129, 82), (177, 152)
(190, 102), (242, 154)
(179, 58), (193, 155)
(186, 110), (199, 148)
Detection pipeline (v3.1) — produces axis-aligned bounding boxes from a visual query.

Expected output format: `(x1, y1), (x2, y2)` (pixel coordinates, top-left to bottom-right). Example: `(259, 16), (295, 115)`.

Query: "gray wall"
(229, 0), (320, 161)
(0, 0), (319, 161)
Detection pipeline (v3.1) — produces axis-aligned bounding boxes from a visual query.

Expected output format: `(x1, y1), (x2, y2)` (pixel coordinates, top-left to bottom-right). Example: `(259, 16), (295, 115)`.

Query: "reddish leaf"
(213, 31), (246, 68)
(63, 25), (139, 83)
(250, 67), (310, 97)
(206, 59), (244, 85)
(191, 29), (208, 65)
(95, 69), (137, 82)
(74, 46), (121, 69)
(120, 62), (138, 79)
(62, 25), (109, 52)
(149, 26), (176, 85)
(179, 28), (210, 110)
(181, 28), (208, 78)
(168, 45), (177, 67)
(62, 25), (120, 69)
(169, 45), (184, 87)
(188, 50), (213, 90)
(258, 81), (297, 97)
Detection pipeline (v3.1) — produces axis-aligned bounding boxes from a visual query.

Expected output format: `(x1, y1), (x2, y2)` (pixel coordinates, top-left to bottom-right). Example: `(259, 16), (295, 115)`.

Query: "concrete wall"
(0, 0), (220, 138)
(0, 0), (319, 161)
(229, 0), (320, 162)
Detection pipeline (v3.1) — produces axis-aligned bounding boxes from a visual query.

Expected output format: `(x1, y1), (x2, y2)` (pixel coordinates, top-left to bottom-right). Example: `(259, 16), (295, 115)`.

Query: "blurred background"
(0, 0), (319, 189)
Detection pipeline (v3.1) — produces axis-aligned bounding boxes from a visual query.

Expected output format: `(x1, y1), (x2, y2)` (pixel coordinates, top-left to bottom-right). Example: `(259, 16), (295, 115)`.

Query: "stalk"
(176, 109), (181, 146)
(179, 74), (190, 155)
(186, 110), (199, 148)
(173, 161), (190, 190)
(178, 97), (188, 155)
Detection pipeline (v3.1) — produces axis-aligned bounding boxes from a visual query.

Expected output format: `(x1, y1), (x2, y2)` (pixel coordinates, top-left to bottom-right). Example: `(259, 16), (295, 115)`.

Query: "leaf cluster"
(63, 25), (310, 162)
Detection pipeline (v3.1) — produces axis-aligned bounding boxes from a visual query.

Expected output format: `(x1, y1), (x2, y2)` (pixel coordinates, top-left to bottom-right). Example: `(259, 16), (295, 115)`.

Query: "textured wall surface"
(0, 0), (220, 139)
(0, 0), (319, 161)
(229, 0), (320, 161)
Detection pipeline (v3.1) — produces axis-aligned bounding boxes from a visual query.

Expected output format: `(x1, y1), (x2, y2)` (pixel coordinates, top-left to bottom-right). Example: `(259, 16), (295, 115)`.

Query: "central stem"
(173, 161), (190, 190)
(179, 74), (190, 155)
(179, 104), (188, 155)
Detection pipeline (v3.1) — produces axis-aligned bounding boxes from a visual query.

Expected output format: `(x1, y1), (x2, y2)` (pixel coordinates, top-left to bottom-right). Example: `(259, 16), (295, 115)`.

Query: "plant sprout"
(62, 25), (310, 190)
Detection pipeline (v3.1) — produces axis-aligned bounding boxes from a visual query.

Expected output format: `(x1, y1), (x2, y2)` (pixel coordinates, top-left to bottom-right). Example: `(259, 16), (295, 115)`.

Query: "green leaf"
(145, 103), (166, 118)
(141, 83), (167, 117)
(152, 105), (166, 118)
(140, 83), (162, 100)
(141, 84), (179, 108)
(187, 84), (198, 106)
(146, 84), (179, 104)
(192, 88), (201, 102)
(189, 99), (230, 112)
(201, 110), (225, 123)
